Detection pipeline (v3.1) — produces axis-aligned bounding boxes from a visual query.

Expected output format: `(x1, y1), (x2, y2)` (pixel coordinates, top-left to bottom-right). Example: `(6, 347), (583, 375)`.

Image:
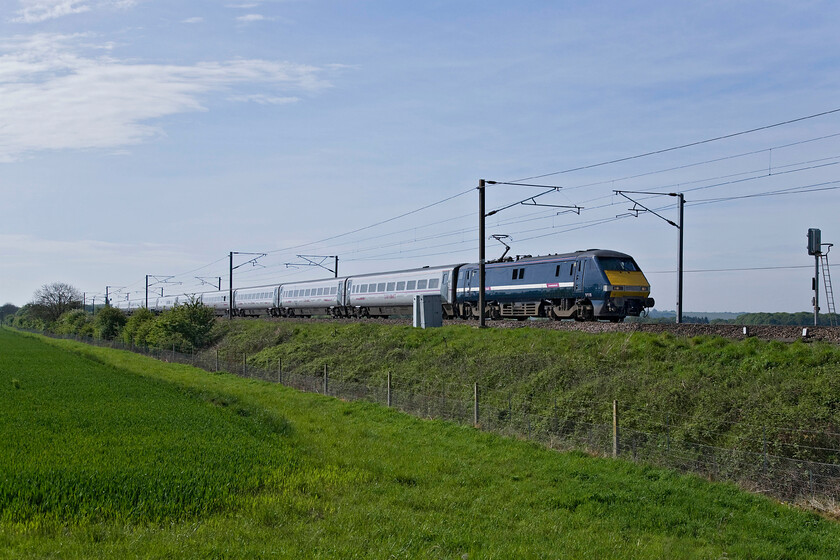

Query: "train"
(115, 249), (654, 322)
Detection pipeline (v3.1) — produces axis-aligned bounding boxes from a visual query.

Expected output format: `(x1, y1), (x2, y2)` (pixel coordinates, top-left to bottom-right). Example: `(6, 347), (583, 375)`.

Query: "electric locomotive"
(452, 249), (653, 322)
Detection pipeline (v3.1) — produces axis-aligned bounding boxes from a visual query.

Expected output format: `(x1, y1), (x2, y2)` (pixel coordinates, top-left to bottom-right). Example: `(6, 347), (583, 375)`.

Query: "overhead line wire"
(511, 107), (840, 182)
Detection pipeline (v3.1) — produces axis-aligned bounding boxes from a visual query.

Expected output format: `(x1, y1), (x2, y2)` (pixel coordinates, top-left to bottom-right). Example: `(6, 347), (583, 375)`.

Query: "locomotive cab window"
(597, 257), (639, 272)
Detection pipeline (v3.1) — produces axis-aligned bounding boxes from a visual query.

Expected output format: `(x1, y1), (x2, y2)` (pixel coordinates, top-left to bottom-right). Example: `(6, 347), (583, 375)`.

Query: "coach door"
(441, 272), (450, 303)
(573, 260), (586, 293)
(465, 269), (477, 296)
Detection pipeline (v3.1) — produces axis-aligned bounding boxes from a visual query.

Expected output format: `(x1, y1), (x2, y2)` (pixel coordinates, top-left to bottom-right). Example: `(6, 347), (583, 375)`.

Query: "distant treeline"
(631, 312), (839, 326)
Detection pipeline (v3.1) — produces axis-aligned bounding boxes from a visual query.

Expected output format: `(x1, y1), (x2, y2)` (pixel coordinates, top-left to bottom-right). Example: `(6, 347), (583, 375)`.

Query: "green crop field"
(2, 327), (840, 559)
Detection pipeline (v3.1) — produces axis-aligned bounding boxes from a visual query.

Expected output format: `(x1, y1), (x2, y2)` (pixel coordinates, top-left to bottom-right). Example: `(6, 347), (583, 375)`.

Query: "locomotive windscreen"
(597, 257), (639, 272)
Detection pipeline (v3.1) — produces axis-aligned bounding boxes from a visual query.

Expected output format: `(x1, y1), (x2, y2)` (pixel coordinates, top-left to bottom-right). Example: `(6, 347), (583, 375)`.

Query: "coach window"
(396, 281), (406, 291)
(331, 287), (337, 295)
(377, 283), (386, 292)
(315, 288), (321, 296)
(386, 282), (395, 291)
(429, 279), (439, 289)
(406, 280), (416, 290)
(360, 285), (368, 293)
(417, 279), (427, 290)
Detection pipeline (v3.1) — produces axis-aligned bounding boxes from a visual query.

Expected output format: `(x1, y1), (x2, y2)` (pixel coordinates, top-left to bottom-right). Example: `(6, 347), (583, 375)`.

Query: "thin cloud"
(229, 94), (299, 104)
(0, 33), (330, 161)
(13, 0), (138, 23)
(236, 14), (268, 23)
(182, 16), (204, 24)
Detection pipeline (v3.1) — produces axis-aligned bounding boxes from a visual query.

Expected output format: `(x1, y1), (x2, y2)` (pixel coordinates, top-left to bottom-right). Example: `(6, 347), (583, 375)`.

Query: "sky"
(2, 0), (840, 313)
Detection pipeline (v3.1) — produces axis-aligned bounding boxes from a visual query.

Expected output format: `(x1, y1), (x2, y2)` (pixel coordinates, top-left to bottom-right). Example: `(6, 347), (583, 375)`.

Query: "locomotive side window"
(519, 268), (525, 279)
(417, 279), (428, 289)
(396, 281), (406, 291)
(512, 269), (518, 280)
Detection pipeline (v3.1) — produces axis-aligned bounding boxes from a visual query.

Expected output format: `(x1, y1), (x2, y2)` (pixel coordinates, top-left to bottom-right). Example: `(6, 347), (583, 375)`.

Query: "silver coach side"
(346, 265), (458, 318)
(279, 278), (346, 317)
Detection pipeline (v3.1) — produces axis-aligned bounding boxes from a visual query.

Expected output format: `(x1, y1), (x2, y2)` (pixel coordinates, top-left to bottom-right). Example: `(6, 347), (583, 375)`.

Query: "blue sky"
(2, 0), (840, 313)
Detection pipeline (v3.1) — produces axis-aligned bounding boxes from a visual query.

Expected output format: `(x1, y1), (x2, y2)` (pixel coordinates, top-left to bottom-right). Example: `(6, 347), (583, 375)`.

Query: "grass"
(210, 320), (840, 461)
(2, 327), (840, 558)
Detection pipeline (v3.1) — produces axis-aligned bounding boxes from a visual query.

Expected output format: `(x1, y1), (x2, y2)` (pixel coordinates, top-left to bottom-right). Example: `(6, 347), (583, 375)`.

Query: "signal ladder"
(820, 253), (837, 326)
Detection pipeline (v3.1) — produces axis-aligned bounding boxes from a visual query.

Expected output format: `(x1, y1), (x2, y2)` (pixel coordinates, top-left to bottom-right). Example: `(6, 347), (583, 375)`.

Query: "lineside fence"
(21, 328), (840, 509)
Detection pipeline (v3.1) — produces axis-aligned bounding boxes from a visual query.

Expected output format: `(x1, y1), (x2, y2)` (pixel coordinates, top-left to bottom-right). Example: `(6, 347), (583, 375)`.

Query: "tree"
(31, 282), (82, 323)
(0, 303), (19, 324)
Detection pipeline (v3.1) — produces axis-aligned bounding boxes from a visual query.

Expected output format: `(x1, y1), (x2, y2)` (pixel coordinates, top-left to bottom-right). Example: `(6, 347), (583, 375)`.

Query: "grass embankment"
(213, 320), (840, 460)
(2, 328), (840, 558)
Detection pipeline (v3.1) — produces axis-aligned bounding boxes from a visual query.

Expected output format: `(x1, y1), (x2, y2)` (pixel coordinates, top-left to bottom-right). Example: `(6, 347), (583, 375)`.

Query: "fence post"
(278, 358), (282, 384)
(243, 354), (247, 376)
(215, 349), (219, 372)
(473, 383), (479, 426)
(387, 371), (392, 407)
(172, 343), (175, 361)
(323, 364), (328, 395)
(762, 426), (768, 475)
(612, 400), (620, 458)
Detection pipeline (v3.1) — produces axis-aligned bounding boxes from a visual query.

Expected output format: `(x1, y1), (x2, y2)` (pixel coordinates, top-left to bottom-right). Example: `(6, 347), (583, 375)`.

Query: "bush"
(10, 305), (47, 331)
(94, 307), (127, 340)
(55, 309), (93, 336)
(121, 308), (156, 347)
(147, 300), (216, 351)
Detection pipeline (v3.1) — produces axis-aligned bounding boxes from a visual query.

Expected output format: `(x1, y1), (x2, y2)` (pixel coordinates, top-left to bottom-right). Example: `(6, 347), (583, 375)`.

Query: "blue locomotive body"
(453, 249), (653, 321)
